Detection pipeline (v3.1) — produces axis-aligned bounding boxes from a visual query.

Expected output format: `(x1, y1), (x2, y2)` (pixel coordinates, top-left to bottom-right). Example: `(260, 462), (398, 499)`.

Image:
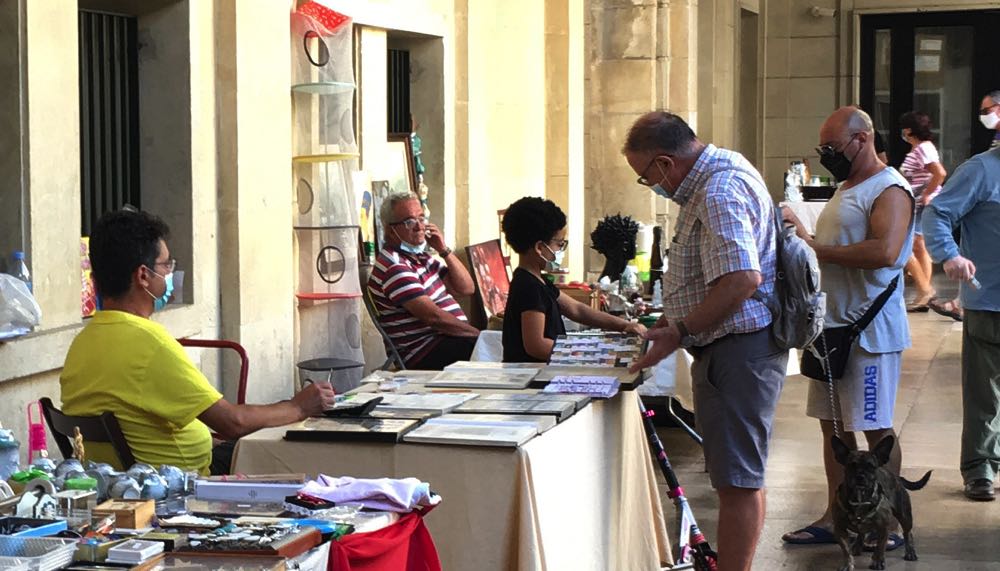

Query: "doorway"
(860, 10), (1000, 171)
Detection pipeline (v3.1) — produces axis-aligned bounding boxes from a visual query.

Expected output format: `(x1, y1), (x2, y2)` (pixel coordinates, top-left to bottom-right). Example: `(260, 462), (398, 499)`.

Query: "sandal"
(863, 532), (904, 552)
(907, 291), (936, 312)
(781, 525), (837, 545)
(928, 298), (963, 322)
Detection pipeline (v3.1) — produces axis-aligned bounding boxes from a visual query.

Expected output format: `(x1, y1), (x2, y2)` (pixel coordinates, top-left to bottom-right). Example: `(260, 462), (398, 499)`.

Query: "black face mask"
(819, 135), (858, 183)
(820, 152), (853, 182)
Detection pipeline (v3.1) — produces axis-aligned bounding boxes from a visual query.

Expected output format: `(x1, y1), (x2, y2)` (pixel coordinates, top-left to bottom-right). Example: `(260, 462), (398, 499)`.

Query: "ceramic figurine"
(54, 458), (84, 478)
(72, 426), (86, 463)
(140, 473), (168, 500)
(158, 464), (186, 495)
(126, 463), (155, 482)
(109, 476), (141, 500)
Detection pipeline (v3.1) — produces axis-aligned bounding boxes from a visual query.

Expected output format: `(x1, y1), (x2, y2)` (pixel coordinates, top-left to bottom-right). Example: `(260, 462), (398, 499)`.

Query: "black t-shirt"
(502, 268), (566, 363)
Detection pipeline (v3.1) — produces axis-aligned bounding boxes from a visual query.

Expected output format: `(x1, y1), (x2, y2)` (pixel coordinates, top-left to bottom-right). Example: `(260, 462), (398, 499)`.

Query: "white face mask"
(542, 243), (565, 272)
(980, 112), (1000, 130)
(394, 228), (427, 255)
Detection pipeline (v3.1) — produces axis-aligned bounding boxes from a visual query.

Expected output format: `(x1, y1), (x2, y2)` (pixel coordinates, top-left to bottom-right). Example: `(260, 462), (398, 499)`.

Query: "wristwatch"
(675, 320), (696, 349)
(438, 247), (453, 257)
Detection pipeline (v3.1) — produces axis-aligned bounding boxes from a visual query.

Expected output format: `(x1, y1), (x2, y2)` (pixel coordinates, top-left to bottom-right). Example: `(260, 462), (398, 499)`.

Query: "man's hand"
(425, 222), (448, 253)
(628, 325), (681, 373)
(944, 256), (976, 281)
(781, 206), (810, 241)
(291, 381), (336, 419)
(623, 322), (647, 337)
(652, 314), (669, 329)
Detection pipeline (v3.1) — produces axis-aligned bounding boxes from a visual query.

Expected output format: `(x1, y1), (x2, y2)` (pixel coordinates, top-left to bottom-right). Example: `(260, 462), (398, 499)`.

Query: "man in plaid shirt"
(624, 111), (787, 571)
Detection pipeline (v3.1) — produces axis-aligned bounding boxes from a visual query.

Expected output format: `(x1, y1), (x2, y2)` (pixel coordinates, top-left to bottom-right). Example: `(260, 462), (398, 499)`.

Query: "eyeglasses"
(980, 104), (999, 116)
(636, 155), (666, 186)
(389, 216), (427, 230)
(816, 133), (858, 158)
(549, 239), (568, 251)
(153, 259), (176, 273)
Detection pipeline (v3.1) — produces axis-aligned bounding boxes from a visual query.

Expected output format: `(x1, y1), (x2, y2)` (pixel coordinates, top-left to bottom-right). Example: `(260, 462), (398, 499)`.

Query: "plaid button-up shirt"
(662, 144), (777, 346)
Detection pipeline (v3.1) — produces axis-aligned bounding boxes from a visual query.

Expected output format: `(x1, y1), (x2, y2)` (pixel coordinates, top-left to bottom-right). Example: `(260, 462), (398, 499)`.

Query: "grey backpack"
(756, 204), (826, 350)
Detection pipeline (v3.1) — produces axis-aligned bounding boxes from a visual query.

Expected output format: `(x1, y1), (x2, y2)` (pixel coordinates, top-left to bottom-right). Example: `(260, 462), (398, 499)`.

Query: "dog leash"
(818, 329), (843, 438)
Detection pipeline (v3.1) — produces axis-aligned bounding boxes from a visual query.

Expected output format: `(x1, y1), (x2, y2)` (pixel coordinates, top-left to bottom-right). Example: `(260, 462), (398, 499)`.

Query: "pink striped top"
(900, 140), (942, 200)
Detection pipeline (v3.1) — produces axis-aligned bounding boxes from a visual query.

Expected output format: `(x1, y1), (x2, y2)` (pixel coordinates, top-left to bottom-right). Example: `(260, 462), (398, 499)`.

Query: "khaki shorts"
(690, 327), (788, 489)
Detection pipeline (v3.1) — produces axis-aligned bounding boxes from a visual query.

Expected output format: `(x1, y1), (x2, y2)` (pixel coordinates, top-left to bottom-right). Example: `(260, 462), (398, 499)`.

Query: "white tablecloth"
(232, 391), (671, 570)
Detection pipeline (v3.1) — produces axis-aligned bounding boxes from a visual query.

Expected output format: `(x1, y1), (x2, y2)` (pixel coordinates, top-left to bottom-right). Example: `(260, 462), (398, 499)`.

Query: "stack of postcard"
(371, 392), (480, 415)
(437, 412), (557, 434)
(548, 332), (644, 368)
(542, 375), (620, 398)
(424, 370), (538, 390)
(403, 417), (538, 448)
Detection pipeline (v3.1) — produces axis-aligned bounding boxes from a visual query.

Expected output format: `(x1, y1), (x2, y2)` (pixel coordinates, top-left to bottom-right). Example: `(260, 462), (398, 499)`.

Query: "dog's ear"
(831, 435), (851, 466)
(872, 435), (895, 466)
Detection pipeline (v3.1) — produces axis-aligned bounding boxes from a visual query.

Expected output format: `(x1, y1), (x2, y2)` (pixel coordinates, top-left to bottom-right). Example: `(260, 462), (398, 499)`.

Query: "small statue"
(72, 426), (86, 464)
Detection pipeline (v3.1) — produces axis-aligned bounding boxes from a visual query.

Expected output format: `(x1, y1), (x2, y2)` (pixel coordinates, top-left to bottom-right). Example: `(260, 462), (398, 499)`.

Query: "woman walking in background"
(900, 111), (947, 312)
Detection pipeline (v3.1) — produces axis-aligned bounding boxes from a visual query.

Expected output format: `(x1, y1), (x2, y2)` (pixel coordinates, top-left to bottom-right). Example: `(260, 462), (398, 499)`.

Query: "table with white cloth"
(232, 390), (672, 571)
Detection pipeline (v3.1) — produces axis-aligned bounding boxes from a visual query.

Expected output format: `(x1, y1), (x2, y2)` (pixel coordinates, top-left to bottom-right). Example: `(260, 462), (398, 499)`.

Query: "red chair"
(177, 339), (249, 405)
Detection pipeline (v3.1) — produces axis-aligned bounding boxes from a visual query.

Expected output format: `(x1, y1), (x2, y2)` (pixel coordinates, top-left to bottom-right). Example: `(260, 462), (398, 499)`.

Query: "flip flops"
(928, 298), (963, 322)
(782, 525), (837, 545)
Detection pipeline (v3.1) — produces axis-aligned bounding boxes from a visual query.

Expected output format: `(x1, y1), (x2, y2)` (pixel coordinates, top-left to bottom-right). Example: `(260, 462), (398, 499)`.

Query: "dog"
(830, 434), (932, 571)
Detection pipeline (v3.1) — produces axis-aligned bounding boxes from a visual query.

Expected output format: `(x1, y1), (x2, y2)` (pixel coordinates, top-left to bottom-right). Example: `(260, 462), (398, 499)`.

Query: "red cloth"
(297, 1), (350, 36)
(328, 512), (441, 571)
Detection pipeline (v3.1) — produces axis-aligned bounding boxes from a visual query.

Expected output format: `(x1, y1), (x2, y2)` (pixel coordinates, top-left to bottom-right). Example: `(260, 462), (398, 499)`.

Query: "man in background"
(368, 192), (479, 369)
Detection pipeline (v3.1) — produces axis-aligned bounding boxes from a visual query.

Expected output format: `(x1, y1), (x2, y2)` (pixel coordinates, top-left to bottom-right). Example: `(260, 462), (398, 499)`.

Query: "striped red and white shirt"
(368, 246), (468, 365)
(900, 140), (942, 201)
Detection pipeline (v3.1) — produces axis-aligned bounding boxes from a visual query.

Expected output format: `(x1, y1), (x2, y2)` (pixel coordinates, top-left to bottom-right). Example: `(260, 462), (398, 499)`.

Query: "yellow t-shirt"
(60, 310), (222, 474)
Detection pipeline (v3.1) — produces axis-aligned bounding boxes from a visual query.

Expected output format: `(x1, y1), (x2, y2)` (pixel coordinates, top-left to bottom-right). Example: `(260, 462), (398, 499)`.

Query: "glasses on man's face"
(815, 133), (857, 158)
(636, 155), (665, 186)
(154, 259), (176, 273)
(389, 216), (427, 230)
(549, 239), (568, 252)
(980, 104), (999, 116)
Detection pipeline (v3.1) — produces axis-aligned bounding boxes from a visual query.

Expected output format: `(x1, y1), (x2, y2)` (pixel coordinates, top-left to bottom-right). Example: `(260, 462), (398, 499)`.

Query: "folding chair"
(39, 397), (136, 468)
(177, 338), (249, 404)
(363, 287), (406, 371)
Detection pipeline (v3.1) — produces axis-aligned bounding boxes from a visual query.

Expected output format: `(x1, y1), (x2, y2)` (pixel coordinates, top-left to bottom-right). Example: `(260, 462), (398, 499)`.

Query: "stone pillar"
(215, 0), (295, 404)
(585, 0), (697, 274)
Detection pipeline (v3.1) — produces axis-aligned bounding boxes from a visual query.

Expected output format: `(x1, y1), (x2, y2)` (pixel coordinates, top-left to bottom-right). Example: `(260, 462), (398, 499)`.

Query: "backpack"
(756, 204), (826, 350)
(702, 165), (826, 350)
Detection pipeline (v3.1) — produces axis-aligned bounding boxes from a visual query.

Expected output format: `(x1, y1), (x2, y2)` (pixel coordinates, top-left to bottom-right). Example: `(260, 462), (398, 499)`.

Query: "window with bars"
(387, 48), (411, 134)
(78, 10), (141, 236)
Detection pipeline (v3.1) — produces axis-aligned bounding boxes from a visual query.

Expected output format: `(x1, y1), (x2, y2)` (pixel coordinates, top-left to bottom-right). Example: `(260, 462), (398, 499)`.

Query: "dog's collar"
(840, 482), (888, 524)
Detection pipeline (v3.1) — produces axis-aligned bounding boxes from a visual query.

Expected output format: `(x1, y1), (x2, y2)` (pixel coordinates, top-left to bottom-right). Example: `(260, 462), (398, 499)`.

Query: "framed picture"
(465, 239), (511, 320)
(370, 180), (391, 251)
(385, 133), (418, 195)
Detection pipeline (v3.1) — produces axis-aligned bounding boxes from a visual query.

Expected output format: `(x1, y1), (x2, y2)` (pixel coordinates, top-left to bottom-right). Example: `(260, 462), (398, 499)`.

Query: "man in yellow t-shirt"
(61, 210), (335, 474)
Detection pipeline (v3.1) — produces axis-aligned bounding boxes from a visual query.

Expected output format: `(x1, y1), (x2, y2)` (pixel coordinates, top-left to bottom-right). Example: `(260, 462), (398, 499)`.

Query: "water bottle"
(11, 251), (32, 292)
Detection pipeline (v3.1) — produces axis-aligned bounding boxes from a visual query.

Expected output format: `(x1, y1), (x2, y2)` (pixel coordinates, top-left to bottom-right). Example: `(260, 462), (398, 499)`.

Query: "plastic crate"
(0, 518), (68, 538)
(0, 536), (78, 571)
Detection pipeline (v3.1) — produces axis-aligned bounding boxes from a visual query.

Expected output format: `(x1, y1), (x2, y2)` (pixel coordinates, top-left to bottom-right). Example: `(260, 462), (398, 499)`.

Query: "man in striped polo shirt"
(368, 192), (479, 369)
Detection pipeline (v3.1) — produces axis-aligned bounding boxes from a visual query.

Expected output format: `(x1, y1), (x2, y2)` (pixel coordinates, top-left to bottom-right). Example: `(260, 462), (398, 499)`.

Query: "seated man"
(60, 210), (335, 475)
(368, 192), (479, 369)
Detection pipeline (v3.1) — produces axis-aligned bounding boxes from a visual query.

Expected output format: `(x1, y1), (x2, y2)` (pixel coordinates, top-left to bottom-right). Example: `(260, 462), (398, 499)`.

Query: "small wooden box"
(93, 499), (156, 529)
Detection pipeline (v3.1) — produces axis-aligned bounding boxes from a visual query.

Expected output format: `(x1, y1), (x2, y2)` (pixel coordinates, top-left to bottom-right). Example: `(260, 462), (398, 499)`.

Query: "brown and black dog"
(831, 434), (932, 571)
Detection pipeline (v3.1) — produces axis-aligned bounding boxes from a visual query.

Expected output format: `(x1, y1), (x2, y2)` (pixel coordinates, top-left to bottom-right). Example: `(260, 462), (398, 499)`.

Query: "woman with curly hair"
(900, 111), (948, 313)
(500, 197), (646, 362)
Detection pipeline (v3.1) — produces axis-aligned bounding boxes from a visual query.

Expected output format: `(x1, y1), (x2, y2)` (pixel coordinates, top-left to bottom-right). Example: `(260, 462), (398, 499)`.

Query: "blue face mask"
(144, 269), (174, 311)
(651, 183), (672, 199)
(394, 228), (428, 255)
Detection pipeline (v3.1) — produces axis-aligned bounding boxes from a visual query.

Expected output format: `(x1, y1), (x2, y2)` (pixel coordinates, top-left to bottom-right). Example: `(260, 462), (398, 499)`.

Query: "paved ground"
(656, 279), (1000, 569)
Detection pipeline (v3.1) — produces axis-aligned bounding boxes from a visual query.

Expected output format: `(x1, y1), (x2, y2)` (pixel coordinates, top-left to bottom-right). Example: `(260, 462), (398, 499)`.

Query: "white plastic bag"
(0, 274), (41, 340)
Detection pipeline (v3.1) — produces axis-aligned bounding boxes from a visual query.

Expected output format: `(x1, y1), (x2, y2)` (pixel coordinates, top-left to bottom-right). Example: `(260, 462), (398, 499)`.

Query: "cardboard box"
(93, 499), (156, 529)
